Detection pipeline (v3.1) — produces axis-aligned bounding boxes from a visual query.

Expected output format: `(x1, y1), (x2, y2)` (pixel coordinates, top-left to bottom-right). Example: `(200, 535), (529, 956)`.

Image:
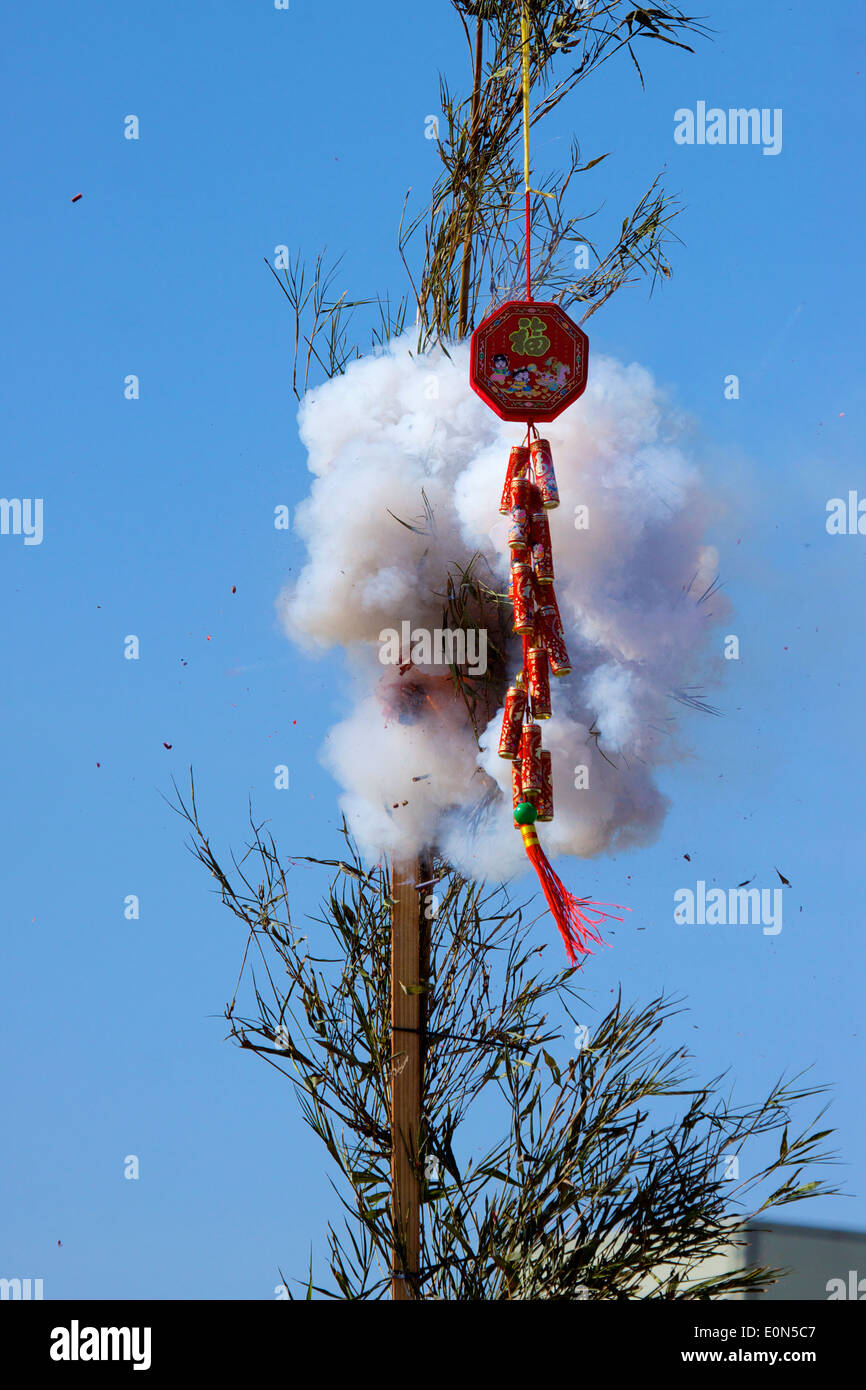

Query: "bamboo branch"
(457, 17), (485, 338)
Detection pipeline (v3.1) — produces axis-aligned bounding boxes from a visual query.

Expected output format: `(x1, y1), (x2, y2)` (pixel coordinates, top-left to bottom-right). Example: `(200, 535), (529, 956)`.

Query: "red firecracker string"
(469, 6), (628, 964)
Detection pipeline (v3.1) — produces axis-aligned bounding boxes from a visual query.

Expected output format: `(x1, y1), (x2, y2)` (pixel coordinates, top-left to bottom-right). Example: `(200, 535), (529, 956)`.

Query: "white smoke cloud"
(279, 338), (726, 879)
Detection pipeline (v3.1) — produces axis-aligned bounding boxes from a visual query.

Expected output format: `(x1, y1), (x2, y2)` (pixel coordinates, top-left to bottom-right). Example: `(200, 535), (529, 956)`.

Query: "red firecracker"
(538, 602), (572, 676)
(471, 298), (627, 963)
(529, 437), (559, 509)
(500, 445), (529, 513)
(498, 681), (527, 759)
(537, 751), (554, 821)
(519, 722), (542, 796)
(526, 645), (551, 719)
(511, 567), (534, 636)
(530, 509), (554, 584)
(511, 762), (524, 823)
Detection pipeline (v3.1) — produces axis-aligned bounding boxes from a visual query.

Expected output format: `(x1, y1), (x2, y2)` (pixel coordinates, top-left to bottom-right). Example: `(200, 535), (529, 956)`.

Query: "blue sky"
(1, 0), (864, 1298)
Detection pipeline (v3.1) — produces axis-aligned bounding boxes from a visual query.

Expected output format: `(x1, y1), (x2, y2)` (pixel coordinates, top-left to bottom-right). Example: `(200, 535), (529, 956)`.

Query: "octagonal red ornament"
(470, 300), (589, 423)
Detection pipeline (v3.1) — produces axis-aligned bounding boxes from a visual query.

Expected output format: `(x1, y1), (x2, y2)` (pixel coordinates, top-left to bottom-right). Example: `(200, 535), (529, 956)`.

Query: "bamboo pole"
(389, 853), (431, 1300)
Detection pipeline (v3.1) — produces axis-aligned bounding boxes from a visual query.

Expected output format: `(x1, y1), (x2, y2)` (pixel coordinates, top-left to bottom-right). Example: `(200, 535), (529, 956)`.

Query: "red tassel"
(519, 823), (625, 965)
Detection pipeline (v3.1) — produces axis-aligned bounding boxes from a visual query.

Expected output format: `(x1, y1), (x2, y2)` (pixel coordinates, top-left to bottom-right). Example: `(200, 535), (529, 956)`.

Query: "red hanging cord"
(525, 189), (532, 301)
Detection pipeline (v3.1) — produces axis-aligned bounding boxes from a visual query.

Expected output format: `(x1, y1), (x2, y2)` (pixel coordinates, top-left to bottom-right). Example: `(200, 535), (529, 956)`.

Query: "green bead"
(514, 800), (537, 825)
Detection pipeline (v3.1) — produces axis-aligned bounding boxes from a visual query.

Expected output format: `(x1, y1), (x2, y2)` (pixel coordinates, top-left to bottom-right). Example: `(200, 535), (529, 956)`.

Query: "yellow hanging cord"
(521, 3), (531, 198)
(520, 6), (552, 307)
(520, 7), (552, 202)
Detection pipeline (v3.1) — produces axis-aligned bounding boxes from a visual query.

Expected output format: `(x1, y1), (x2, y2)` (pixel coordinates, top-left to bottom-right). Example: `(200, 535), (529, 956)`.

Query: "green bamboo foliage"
(175, 782), (837, 1299)
(405, 1), (709, 345)
(269, 2), (710, 386)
